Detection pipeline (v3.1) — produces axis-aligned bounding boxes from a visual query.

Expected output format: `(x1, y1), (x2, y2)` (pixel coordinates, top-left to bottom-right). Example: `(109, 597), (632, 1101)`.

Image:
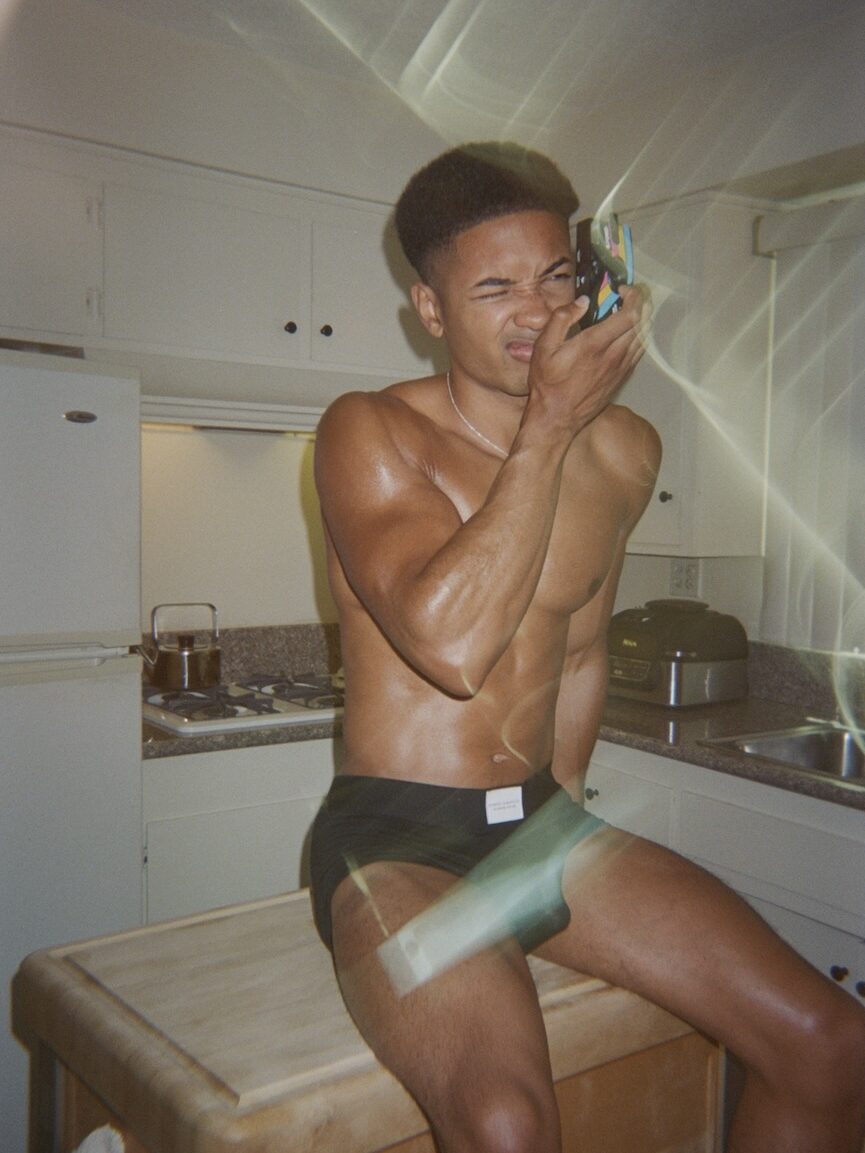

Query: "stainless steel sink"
(703, 722), (865, 781)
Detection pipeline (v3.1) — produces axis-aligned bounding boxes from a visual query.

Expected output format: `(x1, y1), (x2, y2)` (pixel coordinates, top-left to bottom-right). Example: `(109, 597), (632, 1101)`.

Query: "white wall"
(613, 555), (765, 640)
(141, 426), (336, 628)
(548, 6), (865, 212)
(3, 0), (864, 213)
(0, 0), (444, 204)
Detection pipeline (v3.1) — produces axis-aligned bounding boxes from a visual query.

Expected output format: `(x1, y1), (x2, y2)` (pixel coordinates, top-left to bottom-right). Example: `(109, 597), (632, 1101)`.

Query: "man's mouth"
(506, 341), (536, 363)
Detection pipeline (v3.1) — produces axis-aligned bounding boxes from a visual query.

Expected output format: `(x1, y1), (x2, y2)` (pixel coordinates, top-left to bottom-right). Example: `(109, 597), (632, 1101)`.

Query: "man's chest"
(438, 450), (630, 617)
(538, 491), (627, 615)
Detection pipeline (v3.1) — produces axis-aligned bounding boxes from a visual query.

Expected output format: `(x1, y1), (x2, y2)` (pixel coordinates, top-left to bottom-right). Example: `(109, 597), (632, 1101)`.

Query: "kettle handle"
(151, 602), (219, 644)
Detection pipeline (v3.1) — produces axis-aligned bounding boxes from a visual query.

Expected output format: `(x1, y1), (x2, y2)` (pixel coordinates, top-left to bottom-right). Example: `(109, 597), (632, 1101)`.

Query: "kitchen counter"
(144, 694), (864, 811)
(142, 714), (341, 758)
(600, 694), (865, 812)
(13, 890), (720, 1153)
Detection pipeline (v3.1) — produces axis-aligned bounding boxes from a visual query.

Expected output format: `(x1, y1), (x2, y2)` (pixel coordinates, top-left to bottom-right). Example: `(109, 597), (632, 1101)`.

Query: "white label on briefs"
(485, 785), (524, 825)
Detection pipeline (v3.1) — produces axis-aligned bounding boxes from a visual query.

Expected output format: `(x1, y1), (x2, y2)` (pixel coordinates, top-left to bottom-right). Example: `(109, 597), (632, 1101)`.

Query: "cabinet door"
(583, 759), (674, 846)
(142, 738), (339, 923)
(311, 215), (439, 375)
(145, 795), (323, 923)
(678, 790), (865, 932)
(746, 896), (865, 1006)
(104, 183), (311, 359)
(615, 360), (683, 551)
(0, 162), (103, 340)
(617, 204), (697, 552)
(619, 197), (769, 556)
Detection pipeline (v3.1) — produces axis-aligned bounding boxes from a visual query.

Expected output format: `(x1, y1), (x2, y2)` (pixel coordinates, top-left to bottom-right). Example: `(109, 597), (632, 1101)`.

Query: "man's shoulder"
(317, 378), (441, 465)
(579, 403), (662, 494)
(321, 377), (435, 425)
(593, 403), (661, 459)
(596, 400), (657, 436)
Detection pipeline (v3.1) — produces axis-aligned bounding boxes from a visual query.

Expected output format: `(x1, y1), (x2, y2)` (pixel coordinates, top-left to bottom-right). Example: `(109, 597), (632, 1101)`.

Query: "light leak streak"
(377, 789), (633, 996)
(625, 208), (865, 740)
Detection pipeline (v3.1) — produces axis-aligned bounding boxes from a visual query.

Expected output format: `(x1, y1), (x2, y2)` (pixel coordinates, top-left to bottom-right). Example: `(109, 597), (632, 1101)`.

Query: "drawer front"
(679, 791), (865, 927)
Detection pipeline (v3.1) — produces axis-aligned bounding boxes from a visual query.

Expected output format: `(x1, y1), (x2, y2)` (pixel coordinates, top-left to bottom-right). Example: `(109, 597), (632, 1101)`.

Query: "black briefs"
(308, 766), (606, 955)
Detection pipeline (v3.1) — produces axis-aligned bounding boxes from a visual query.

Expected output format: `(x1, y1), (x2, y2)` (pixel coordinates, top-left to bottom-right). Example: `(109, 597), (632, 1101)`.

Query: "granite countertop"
(142, 714), (342, 759)
(599, 695), (864, 812)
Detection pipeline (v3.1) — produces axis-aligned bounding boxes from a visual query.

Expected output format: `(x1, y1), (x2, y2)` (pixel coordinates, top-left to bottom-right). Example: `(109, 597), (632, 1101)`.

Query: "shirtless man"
(309, 142), (865, 1152)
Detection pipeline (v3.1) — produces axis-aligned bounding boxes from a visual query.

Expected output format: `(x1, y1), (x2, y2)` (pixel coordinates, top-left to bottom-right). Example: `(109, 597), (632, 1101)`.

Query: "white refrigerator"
(0, 351), (144, 1152)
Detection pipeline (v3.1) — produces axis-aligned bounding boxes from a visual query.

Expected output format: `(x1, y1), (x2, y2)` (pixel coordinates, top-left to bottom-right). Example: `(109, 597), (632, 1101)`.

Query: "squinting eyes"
(473, 274), (573, 302)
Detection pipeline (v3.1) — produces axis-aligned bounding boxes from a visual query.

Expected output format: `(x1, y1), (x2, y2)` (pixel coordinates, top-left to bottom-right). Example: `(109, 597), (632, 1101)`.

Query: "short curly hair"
(395, 141), (579, 283)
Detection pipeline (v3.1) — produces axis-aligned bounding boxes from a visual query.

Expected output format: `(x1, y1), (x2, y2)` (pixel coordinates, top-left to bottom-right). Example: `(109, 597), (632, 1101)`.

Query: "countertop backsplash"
(216, 623), (342, 683)
(747, 641), (862, 722)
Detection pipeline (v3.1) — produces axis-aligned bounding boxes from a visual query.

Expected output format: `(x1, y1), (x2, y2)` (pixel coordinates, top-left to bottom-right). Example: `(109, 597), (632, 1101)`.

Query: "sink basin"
(704, 723), (865, 781)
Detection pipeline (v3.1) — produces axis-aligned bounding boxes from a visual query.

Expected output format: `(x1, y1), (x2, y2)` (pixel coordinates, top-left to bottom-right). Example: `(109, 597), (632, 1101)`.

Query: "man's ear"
(411, 282), (445, 339)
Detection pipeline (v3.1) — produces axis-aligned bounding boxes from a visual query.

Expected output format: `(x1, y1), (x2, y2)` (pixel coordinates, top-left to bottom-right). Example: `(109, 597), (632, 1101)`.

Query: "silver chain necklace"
(446, 372), (508, 458)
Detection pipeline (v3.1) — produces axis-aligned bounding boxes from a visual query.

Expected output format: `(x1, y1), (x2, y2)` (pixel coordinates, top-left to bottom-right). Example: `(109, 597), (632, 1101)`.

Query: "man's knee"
(758, 987), (865, 1114)
(805, 994), (865, 1111)
(438, 1080), (559, 1153)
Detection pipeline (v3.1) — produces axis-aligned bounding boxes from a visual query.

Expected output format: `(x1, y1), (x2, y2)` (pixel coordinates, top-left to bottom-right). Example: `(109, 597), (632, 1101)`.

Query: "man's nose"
(511, 285), (552, 329)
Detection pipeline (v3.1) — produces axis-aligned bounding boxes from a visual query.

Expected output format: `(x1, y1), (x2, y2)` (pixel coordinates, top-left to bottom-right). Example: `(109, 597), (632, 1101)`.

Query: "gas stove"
(142, 673), (343, 736)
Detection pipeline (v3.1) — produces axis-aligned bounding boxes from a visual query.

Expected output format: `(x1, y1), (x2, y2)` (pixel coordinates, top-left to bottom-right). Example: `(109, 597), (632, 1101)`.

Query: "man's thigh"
(535, 826), (839, 1063)
(330, 860), (557, 1121)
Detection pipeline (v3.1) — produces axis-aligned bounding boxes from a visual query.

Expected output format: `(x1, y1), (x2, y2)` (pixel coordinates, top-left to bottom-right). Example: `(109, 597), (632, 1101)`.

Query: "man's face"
(416, 210), (575, 396)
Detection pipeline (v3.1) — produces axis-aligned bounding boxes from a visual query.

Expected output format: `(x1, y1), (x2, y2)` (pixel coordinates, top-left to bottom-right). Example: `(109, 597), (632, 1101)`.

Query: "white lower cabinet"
(142, 738), (341, 923)
(747, 897), (865, 1002)
(582, 760), (674, 847)
(584, 741), (865, 1002)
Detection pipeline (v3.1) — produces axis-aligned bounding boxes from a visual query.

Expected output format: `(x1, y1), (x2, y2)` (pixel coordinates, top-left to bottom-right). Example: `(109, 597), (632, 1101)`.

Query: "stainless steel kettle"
(138, 603), (221, 690)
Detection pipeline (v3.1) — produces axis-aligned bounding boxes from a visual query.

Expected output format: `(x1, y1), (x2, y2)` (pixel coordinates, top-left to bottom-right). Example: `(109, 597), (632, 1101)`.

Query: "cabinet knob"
(856, 981), (865, 998)
(283, 321), (298, 334)
(584, 787), (599, 801)
(830, 965), (849, 982)
(658, 490), (674, 503)
(320, 324), (333, 337)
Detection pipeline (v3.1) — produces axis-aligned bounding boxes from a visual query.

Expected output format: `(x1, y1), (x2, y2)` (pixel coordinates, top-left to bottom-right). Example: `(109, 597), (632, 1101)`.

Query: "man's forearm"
(393, 430), (572, 696)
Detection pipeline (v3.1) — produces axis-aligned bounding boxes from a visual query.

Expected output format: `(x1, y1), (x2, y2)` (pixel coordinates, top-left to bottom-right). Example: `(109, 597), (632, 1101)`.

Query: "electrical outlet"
(670, 558), (700, 597)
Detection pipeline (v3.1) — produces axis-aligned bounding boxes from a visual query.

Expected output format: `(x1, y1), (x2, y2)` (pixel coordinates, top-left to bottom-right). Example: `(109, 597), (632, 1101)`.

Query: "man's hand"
(525, 283), (649, 442)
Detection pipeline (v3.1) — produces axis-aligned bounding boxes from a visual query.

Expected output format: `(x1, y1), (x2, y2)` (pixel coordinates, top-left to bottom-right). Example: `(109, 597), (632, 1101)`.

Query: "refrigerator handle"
(0, 644), (134, 666)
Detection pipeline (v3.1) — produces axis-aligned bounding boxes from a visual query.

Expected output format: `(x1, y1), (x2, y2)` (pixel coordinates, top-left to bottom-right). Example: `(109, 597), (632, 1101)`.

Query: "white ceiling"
(93, 0), (855, 140)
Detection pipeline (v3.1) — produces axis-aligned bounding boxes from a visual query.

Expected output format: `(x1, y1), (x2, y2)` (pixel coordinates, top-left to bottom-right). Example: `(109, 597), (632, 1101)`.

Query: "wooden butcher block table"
(13, 890), (721, 1153)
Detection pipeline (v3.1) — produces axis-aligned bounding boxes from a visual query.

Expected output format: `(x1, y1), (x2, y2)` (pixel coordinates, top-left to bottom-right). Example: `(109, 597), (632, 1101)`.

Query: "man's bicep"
(315, 398), (461, 620)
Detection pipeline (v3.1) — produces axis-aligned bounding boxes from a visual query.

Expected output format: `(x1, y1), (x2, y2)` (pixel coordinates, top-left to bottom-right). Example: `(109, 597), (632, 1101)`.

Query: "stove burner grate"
(236, 673), (344, 709)
(142, 673), (344, 735)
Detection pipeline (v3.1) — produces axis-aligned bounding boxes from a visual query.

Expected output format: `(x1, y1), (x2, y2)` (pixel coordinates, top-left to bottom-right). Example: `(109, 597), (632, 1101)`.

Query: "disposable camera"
(574, 214), (634, 329)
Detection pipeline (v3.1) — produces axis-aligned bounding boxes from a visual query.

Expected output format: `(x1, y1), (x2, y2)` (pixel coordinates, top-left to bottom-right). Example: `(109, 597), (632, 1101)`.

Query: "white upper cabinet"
(310, 213), (437, 373)
(103, 182), (311, 361)
(619, 195), (771, 556)
(101, 174), (435, 377)
(0, 160), (103, 341)
(0, 131), (437, 387)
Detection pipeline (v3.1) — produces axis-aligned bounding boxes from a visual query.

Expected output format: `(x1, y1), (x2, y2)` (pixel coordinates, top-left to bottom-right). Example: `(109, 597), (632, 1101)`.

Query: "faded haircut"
(395, 142), (579, 284)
